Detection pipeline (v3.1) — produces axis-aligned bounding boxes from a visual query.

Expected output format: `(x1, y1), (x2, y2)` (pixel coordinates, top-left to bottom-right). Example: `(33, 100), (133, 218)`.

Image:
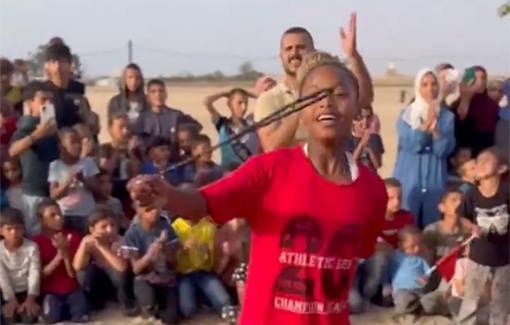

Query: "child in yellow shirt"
(172, 216), (231, 320)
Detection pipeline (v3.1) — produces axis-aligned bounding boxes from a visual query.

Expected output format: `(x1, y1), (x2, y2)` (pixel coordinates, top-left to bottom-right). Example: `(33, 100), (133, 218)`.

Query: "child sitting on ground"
(184, 134), (224, 186)
(350, 178), (414, 312)
(203, 88), (258, 167)
(177, 126), (195, 161)
(350, 105), (385, 172)
(32, 199), (88, 324)
(124, 204), (180, 324)
(172, 212), (232, 319)
(48, 128), (100, 235)
(73, 206), (137, 315)
(383, 226), (430, 322)
(448, 147), (472, 187)
(1, 156), (24, 219)
(141, 136), (183, 187)
(456, 147), (510, 325)
(73, 123), (96, 160)
(456, 158), (476, 195)
(421, 187), (471, 316)
(0, 208), (41, 325)
(95, 170), (130, 232)
(99, 113), (134, 200)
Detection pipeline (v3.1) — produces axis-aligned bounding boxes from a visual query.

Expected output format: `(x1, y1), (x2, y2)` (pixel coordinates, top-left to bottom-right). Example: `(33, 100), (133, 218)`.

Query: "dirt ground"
(82, 84), (455, 325)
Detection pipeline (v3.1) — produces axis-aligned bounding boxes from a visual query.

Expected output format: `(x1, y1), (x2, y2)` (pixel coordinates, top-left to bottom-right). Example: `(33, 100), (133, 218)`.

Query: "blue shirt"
(384, 250), (431, 293)
(215, 116), (258, 167)
(140, 161), (183, 186)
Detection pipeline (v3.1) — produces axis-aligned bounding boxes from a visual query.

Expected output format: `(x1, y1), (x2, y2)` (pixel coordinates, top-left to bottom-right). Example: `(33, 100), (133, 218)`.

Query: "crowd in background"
(0, 29), (508, 325)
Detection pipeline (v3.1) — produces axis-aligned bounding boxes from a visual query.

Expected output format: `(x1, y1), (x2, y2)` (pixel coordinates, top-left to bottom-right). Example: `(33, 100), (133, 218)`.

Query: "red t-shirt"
(0, 114), (18, 149)
(32, 230), (81, 295)
(379, 210), (415, 249)
(200, 146), (387, 325)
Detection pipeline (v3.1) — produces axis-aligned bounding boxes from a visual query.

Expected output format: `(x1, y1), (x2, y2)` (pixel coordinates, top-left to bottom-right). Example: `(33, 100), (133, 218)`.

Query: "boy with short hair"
(172, 214), (231, 319)
(73, 206), (136, 315)
(135, 79), (202, 155)
(124, 204), (180, 324)
(350, 177), (414, 312)
(0, 208), (41, 325)
(203, 88), (258, 166)
(141, 136), (183, 186)
(31, 198), (88, 324)
(456, 159), (476, 195)
(456, 147), (510, 325)
(383, 226), (431, 322)
(420, 187), (470, 316)
(95, 170), (130, 232)
(184, 134), (224, 186)
(350, 106), (385, 172)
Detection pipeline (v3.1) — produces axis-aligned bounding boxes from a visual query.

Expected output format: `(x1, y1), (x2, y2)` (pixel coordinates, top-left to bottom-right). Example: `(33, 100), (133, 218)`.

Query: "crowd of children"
(0, 74), (256, 324)
(346, 146), (508, 325)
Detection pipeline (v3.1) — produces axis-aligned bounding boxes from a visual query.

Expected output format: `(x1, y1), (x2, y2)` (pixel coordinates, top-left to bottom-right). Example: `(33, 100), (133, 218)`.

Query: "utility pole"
(128, 40), (133, 63)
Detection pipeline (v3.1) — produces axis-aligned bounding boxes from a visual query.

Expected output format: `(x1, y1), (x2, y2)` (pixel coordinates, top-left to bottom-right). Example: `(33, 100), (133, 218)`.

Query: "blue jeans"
(41, 289), (89, 324)
(177, 271), (231, 318)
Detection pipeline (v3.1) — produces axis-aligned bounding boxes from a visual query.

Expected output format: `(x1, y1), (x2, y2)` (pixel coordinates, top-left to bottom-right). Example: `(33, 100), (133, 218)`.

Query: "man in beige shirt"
(254, 13), (374, 152)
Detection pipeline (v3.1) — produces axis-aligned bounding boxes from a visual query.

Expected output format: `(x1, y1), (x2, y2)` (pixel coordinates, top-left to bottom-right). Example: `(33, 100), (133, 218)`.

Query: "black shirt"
(457, 182), (510, 267)
(45, 79), (85, 128)
(10, 116), (60, 196)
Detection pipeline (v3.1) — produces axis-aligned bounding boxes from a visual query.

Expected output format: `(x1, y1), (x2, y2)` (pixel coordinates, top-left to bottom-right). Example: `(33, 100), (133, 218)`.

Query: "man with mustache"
(254, 13), (373, 152)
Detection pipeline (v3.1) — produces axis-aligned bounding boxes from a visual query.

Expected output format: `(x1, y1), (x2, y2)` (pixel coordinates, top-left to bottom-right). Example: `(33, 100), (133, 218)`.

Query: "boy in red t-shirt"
(32, 199), (89, 324)
(351, 177), (415, 311)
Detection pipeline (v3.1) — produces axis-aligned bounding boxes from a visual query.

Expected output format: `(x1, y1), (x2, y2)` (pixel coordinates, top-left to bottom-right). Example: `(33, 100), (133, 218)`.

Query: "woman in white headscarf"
(393, 68), (456, 228)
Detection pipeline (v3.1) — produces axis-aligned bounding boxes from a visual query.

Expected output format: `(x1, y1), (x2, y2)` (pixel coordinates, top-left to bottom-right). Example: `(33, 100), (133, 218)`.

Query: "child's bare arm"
(42, 253), (64, 277)
(453, 278), (465, 297)
(49, 179), (74, 200)
(72, 236), (93, 271)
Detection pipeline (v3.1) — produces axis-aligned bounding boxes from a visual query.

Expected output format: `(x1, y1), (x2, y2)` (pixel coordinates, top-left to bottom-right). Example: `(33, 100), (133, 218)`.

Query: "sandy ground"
(82, 85), (454, 325)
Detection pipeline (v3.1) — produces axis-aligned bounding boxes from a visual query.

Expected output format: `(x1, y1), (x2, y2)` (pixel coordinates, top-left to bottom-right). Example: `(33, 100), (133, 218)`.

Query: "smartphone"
(40, 104), (56, 124)
(463, 68), (476, 84)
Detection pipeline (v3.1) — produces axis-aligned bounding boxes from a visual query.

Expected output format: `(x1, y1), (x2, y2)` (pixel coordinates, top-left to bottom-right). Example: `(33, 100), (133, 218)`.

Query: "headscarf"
(465, 66), (500, 132)
(254, 76), (276, 96)
(119, 63), (148, 111)
(401, 68), (439, 129)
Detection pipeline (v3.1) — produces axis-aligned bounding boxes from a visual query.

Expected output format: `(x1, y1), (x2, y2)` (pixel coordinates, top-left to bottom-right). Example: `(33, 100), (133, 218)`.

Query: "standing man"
(254, 13), (373, 152)
(44, 41), (97, 132)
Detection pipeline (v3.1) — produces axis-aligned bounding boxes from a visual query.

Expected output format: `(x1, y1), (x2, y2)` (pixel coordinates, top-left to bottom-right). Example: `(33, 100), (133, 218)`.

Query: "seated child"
(177, 126), (194, 160)
(48, 128), (100, 234)
(0, 208), (40, 325)
(349, 178), (414, 312)
(141, 136), (183, 187)
(383, 226), (430, 321)
(183, 134), (224, 186)
(95, 170), (131, 232)
(0, 97), (18, 152)
(456, 147), (510, 325)
(421, 187), (471, 316)
(350, 105), (385, 172)
(1, 156), (24, 220)
(99, 113), (133, 198)
(73, 206), (136, 315)
(124, 204), (180, 324)
(73, 123), (96, 159)
(172, 215), (231, 319)
(31, 199), (88, 324)
(448, 147), (472, 187)
(456, 158), (476, 195)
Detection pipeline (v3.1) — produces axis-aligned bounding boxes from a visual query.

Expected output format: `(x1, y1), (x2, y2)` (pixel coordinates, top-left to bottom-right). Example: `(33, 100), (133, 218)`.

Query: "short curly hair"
(296, 50), (358, 98)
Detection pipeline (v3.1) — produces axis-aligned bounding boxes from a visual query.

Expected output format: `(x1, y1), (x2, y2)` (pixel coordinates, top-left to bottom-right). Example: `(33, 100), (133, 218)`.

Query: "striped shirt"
(0, 239), (41, 300)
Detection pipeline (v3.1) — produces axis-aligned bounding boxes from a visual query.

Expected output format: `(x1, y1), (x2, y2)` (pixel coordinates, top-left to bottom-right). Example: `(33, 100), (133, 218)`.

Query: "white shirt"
(47, 157), (99, 216)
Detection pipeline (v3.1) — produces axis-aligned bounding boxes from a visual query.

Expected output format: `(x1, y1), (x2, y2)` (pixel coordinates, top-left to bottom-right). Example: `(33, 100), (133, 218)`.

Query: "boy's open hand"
(417, 275), (429, 286)
(19, 297), (40, 317)
(2, 299), (18, 318)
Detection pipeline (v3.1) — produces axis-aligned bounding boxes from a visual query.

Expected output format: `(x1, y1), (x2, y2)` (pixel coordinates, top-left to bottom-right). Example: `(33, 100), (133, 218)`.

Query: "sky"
(1, 0), (509, 78)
